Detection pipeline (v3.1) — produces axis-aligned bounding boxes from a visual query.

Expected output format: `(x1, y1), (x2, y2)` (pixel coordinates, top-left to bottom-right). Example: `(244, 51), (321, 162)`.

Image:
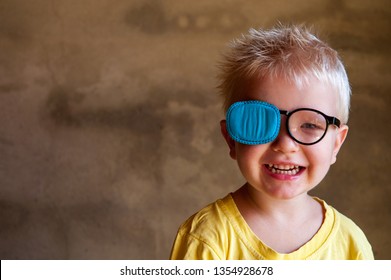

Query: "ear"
(220, 120), (237, 160)
(331, 124), (349, 164)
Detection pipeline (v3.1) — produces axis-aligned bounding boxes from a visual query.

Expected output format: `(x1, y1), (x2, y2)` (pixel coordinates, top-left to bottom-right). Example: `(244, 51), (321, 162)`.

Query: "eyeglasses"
(226, 101), (341, 146)
(279, 108), (340, 145)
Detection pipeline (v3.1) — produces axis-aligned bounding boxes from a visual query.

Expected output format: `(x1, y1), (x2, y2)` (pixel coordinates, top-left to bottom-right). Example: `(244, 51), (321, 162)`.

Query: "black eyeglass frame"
(279, 108), (341, 145)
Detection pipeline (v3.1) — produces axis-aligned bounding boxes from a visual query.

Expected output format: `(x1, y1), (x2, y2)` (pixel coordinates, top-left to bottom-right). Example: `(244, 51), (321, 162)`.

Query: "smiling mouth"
(265, 164), (304, 175)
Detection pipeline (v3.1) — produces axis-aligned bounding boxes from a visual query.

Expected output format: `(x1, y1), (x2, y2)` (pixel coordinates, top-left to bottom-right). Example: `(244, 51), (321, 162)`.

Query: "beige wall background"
(0, 0), (390, 259)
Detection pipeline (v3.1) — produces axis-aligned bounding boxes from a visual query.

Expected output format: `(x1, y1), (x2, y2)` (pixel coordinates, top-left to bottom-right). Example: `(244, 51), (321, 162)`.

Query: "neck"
(240, 183), (317, 222)
(232, 183), (325, 254)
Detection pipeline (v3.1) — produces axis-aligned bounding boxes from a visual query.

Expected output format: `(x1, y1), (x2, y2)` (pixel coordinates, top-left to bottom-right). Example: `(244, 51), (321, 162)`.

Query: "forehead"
(244, 76), (338, 115)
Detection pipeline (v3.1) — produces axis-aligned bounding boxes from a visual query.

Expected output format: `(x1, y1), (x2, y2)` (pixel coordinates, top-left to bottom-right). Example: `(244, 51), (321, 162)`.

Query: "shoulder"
(178, 194), (234, 239)
(331, 206), (368, 241)
(325, 203), (374, 259)
(170, 194), (237, 259)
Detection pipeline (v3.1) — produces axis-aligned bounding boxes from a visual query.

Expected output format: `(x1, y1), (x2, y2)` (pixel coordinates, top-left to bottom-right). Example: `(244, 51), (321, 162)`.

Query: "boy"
(170, 25), (374, 259)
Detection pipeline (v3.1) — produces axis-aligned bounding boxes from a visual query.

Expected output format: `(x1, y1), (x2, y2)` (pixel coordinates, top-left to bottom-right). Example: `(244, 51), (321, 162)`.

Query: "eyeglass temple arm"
(328, 117), (341, 127)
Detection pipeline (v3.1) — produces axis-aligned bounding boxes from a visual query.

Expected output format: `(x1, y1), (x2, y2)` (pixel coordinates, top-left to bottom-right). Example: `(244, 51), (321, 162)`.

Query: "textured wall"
(0, 0), (390, 259)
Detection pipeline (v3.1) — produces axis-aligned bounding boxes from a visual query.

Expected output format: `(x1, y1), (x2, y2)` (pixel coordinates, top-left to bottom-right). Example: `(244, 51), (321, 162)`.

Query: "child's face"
(221, 76), (349, 200)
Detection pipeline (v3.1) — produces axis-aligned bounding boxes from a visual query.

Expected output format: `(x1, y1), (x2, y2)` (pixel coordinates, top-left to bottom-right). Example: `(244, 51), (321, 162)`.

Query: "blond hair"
(217, 24), (351, 123)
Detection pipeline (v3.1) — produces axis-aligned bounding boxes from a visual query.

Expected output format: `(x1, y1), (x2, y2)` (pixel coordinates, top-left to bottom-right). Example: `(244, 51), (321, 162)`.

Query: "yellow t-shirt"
(170, 194), (374, 260)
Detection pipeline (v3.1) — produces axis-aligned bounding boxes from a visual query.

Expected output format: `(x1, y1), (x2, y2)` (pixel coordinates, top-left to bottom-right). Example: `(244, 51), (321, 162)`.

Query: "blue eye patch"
(226, 101), (281, 145)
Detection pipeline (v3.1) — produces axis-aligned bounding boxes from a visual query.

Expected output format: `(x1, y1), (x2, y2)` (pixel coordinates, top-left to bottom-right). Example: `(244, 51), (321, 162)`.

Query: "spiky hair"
(217, 24), (351, 123)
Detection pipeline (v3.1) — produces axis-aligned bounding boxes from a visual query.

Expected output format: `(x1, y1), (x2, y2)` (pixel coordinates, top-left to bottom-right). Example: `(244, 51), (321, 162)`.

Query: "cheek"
(309, 134), (337, 164)
(309, 148), (334, 166)
(235, 144), (268, 169)
(305, 145), (335, 182)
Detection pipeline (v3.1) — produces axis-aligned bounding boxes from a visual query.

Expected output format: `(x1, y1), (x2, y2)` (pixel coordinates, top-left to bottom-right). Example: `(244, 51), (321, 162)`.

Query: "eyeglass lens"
(287, 110), (328, 144)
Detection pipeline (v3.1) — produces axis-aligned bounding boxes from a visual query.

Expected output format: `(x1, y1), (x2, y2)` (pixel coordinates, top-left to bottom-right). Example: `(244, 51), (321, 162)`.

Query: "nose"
(271, 118), (299, 153)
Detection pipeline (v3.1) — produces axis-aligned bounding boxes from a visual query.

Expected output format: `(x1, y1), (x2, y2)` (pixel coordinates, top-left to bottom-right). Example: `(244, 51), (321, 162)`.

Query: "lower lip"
(263, 165), (305, 181)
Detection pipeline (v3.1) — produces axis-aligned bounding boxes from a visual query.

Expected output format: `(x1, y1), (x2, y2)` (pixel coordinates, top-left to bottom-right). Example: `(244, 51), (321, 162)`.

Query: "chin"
(264, 186), (309, 201)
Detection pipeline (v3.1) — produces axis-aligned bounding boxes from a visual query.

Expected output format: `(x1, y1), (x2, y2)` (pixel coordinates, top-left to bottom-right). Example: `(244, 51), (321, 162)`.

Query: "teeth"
(266, 164), (301, 175)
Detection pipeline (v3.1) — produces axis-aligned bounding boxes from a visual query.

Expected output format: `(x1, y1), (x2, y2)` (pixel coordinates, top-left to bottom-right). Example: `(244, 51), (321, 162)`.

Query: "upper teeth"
(268, 164), (299, 170)
(267, 164), (301, 175)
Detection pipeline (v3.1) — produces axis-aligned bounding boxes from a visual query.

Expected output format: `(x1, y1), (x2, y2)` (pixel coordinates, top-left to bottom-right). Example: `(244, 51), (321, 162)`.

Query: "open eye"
(300, 122), (324, 130)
